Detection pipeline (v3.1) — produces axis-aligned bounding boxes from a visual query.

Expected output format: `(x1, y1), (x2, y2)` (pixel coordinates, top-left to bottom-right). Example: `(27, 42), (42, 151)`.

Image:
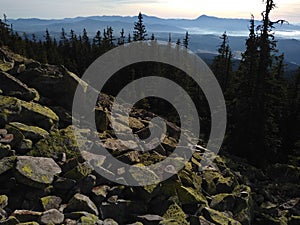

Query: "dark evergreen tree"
(133, 12), (147, 41)
(183, 31), (189, 48)
(211, 32), (233, 92)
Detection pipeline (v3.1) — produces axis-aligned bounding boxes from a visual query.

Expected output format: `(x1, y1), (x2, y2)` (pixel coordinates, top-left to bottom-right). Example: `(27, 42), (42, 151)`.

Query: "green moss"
(64, 162), (92, 181)
(80, 214), (99, 225)
(202, 207), (242, 225)
(0, 61), (13, 72)
(0, 195), (8, 208)
(161, 203), (188, 225)
(29, 126), (82, 159)
(21, 163), (33, 176)
(20, 101), (59, 122)
(176, 185), (207, 205)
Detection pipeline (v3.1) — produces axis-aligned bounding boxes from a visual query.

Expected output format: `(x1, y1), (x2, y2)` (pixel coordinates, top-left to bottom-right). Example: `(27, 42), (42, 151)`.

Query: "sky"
(1, 0), (300, 23)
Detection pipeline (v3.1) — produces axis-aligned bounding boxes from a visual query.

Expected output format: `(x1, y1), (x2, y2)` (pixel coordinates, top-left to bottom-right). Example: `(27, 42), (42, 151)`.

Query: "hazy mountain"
(7, 14), (300, 66)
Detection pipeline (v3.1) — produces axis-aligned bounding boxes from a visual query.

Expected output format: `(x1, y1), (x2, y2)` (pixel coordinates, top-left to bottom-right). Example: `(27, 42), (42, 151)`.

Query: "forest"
(1, 2), (298, 167)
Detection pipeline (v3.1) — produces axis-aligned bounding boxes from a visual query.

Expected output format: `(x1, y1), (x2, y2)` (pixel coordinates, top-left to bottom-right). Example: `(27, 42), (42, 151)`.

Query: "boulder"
(0, 143), (12, 159)
(65, 193), (99, 216)
(266, 164), (300, 183)
(0, 156), (16, 175)
(9, 122), (49, 142)
(40, 196), (62, 211)
(11, 210), (42, 223)
(202, 207), (242, 225)
(0, 216), (20, 224)
(103, 218), (119, 225)
(40, 209), (64, 225)
(0, 71), (38, 101)
(0, 195), (8, 209)
(30, 126), (84, 160)
(0, 95), (59, 131)
(16, 65), (88, 111)
(289, 216), (300, 225)
(161, 203), (188, 225)
(15, 156), (62, 189)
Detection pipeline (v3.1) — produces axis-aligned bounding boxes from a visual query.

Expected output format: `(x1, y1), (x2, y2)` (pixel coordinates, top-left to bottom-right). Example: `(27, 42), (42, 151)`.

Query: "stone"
(101, 200), (147, 224)
(0, 216), (20, 225)
(65, 193), (99, 216)
(53, 177), (76, 190)
(177, 186), (207, 205)
(19, 139), (33, 153)
(9, 122), (49, 142)
(40, 196), (62, 211)
(137, 214), (164, 224)
(0, 71), (39, 101)
(92, 185), (111, 204)
(266, 164), (300, 183)
(15, 156), (62, 189)
(17, 65), (89, 111)
(30, 126), (83, 160)
(0, 156), (16, 175)
(0, 143), (12, 159)
(202, 207), (242, 225)
(161, 203), (188, 225)
(0, 195), (8, 209)
(4, 125), (24, 150)
(289, 216), (300, 225)
(0, 95), (59, 131)
(202, 169), (235, 195)
(40, 209), (64, 225)
(103, 218), (118, 225)
(11, 210), (42, 223)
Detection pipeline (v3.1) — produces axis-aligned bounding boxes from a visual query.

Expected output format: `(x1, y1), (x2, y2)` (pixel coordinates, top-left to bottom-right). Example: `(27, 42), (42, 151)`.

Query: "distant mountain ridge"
(9, 14), (300, 38)
(7, 14), (300, 66)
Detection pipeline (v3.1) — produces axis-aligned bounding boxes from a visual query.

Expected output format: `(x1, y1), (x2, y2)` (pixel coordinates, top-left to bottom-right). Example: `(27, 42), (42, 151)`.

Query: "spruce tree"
(133, 12), (147, 41)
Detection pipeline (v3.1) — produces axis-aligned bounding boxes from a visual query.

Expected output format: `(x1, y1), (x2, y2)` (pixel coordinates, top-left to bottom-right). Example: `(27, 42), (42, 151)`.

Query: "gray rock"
(103, 218), (118, 225)
(11, 210), (42, 223)
(65, 193), (99, 216)
(9, 122), (49, 142)
(40, 209), (64, 225)
(0, 71), (38, 101)
(15, 156), (62, 189)
(40, 196), (62, 211)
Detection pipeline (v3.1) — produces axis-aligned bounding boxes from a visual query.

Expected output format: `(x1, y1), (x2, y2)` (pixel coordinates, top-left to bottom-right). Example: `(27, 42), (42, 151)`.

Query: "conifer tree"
(183, 31), (189, 48)
(133, 12), (147, 41)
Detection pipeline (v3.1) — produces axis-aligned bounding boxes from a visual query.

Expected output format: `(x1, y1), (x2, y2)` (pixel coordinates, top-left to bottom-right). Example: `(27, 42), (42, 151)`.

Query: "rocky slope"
(0, 47), (299, 225)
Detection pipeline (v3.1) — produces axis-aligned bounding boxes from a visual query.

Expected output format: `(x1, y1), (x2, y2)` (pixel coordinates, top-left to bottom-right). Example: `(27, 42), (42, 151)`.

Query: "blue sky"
(1, 0), (300, 23)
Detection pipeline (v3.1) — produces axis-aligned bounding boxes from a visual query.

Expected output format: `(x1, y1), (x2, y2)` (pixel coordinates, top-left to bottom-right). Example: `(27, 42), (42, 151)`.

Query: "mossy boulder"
(39, 209), (64, 225)
(0, 143), (13, 159)
(0, 71), (39, 101)
(0, 156), (16, 175)
(266, 164), (300, 183)
(40, 196), (62, 211)
(15, 156), (62, 189)
(11, 210), (42, 223)
(17, 65), (88, 111)
(177, 186), (207, 205)
(202, 169), (236, 195)
(0, 95), (58, 131)
(289, 216), (300, 225)
(29, 126), (85, 160)
(0, 195), (8, 209)
(9, 122), (49, 142)
(0, 216), (20, 225)
(202, 207), (242, 225)
(160, 203), (188, 225)
(65, 193), (99, 216)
